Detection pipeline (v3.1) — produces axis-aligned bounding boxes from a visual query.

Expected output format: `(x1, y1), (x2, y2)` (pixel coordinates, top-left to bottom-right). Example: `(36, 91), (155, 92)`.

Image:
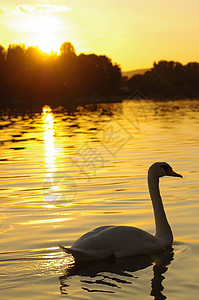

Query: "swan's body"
(60, 162), (182, 261)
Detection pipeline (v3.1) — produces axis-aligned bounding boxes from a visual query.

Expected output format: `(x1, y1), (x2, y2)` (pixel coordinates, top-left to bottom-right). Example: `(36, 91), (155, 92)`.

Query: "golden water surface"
(0, 99), (199, 299)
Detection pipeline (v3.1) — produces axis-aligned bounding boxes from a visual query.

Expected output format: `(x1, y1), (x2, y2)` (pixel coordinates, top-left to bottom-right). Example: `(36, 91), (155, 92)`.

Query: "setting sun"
(3, 4), (70, 54)
(33, 32), (60, 54)
(19, 14), (62, 53)
(0, 1), (199, 70)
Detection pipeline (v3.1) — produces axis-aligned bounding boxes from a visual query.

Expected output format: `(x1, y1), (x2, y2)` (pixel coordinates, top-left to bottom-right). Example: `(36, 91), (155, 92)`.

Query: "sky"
(0, 0), (199, 71)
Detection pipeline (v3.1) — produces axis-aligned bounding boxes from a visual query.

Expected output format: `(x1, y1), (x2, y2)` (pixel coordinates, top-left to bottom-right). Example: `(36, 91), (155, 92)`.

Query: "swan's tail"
(59, 245), (91, 261)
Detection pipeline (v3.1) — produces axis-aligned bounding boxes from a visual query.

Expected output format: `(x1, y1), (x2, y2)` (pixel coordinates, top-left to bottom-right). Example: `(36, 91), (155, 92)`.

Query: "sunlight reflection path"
(42, 105), (57, 174)
(42, 106), (76, 207)
(42, 106), (57, 206)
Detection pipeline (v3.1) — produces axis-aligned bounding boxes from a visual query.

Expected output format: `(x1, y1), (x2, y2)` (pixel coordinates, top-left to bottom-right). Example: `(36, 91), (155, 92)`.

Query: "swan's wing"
(60, 226), (162, 261)
(73, 225), (115, 245)
(59, 226), (115, 261)
(72, 226), (160, 257)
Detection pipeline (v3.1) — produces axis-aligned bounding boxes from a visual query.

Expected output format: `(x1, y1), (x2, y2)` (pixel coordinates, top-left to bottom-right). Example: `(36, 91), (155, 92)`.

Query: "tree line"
(0, 42), (122, 107)
(126, 60), (199, 99)
(0, 42), (199, 108)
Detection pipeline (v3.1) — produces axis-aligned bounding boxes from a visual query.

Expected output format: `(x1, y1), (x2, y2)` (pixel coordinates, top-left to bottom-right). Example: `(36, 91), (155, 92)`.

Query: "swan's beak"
(168, 169), (183, 178)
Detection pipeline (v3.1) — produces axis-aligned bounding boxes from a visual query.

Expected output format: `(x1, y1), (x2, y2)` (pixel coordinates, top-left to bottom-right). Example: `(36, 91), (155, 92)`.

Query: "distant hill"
(122, 68), (150, 78)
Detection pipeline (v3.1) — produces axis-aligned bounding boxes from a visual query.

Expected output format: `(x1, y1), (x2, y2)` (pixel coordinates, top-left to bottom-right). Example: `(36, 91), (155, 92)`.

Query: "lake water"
(0, 99), (199, 300)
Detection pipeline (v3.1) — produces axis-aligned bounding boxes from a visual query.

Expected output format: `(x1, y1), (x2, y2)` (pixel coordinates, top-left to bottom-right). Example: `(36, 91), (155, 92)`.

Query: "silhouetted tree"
(60, 42), (76, 57)
(4, 45), (27, 100)
(127, 60), (199, 99)
(0, 42), (122, 107)
(0, 45), (6, 96)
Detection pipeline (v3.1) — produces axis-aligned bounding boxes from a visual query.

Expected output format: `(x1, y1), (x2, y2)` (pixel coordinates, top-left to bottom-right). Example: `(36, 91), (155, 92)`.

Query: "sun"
(22, 14), (62, 53)
(33, 32), (60, 54)
(31, 15), (61, 53)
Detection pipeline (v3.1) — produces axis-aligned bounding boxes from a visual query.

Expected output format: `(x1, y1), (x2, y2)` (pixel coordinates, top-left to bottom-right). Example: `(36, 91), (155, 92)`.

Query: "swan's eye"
(167, 166), (173, 174)
(160, 164), (172, 174)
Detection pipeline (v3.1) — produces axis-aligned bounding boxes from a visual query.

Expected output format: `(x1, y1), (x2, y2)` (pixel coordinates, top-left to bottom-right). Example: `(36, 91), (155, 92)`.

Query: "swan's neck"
(148, 173), (173, 244)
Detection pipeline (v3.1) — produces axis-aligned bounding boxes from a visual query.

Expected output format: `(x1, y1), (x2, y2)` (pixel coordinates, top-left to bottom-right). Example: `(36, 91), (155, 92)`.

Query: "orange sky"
(0, 0), (199, 71)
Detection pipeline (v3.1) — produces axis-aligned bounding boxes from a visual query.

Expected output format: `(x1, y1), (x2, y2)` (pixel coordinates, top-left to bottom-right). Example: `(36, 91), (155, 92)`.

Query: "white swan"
(59, 162), (182, 261)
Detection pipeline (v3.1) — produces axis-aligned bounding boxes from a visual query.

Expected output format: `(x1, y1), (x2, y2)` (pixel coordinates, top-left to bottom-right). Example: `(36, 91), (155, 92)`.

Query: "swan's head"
(148, 162), (183, 179)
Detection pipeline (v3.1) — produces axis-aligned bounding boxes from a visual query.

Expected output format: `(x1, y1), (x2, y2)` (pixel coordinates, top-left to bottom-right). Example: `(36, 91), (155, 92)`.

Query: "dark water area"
(0, 99), (199, 299)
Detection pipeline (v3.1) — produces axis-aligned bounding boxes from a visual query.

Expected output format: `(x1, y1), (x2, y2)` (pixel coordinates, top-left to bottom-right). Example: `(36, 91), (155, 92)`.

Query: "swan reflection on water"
(59, 247), (174, 299)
